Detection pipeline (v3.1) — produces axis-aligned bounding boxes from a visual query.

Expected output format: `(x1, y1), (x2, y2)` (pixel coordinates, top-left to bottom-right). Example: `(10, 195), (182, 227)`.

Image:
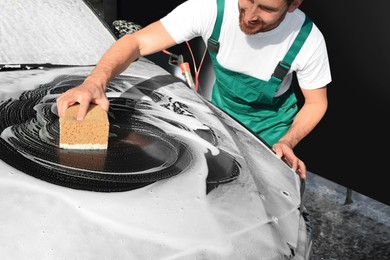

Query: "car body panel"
(0, 0), (312, 259)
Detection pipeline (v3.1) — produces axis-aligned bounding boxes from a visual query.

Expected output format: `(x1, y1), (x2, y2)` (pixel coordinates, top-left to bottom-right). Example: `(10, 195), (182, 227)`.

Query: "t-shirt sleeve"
(160, 0), (217, 44)
(296, 24), (332, 89)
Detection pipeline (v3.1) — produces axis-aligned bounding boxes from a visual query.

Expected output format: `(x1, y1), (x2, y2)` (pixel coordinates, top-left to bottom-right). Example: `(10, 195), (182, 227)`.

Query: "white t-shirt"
(160, 0), (331, 96)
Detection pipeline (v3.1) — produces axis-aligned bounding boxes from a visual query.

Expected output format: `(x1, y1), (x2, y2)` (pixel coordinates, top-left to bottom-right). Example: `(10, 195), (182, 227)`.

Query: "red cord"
(184, 41), (207, 91)
(162, 40), (207, 92)
(162, 49), (171, 55)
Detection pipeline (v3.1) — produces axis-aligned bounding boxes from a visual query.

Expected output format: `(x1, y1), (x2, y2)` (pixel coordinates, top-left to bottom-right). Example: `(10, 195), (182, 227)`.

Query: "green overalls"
(207, 0), (313, 146)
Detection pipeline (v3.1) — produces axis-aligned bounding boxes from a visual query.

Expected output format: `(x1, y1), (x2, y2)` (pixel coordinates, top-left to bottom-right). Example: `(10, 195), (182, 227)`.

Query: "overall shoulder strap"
(272, 15), (314, 81)
(207, 0), (225, 53)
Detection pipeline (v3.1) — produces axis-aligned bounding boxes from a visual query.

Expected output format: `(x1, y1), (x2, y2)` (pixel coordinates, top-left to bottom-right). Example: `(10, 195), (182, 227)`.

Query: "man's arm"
(280, 86), (328, 148)
(56, 21), (177, 120)
(273, 86), (328, 179)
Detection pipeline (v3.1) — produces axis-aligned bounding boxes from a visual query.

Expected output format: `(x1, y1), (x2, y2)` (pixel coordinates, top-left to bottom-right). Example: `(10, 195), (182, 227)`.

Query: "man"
(56, 0), (331, 180)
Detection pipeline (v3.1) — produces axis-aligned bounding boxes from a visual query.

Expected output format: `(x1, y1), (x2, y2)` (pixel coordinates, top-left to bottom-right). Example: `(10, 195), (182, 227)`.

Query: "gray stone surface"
(304, 172), (390, 259)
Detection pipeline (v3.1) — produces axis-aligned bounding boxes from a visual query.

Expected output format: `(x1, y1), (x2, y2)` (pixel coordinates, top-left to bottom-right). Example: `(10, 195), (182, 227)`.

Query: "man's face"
(238, 0), (293, 35)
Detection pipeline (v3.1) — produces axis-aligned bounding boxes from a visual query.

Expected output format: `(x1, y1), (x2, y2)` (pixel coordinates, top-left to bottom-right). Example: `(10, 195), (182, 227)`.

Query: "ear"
(288, 0), (303, 12)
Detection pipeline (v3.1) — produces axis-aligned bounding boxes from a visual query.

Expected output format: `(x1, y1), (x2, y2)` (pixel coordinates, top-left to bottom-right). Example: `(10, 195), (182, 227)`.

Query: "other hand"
(272, 141), (306, 180)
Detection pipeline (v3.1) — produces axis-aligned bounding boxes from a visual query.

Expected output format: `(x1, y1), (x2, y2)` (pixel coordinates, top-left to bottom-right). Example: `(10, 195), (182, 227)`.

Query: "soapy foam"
(0, 65), (303, 259)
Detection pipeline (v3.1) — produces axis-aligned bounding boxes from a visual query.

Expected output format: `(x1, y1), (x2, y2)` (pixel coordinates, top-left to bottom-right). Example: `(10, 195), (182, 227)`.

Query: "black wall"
(117, 1), (184, 27)
(296, 1), (390, 205)
(116, 0), (196, 77)
(116, 0), (390, 205)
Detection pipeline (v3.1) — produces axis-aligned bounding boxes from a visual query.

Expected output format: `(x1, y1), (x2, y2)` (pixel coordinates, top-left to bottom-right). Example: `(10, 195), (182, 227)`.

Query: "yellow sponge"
(59, 103), (109, 149)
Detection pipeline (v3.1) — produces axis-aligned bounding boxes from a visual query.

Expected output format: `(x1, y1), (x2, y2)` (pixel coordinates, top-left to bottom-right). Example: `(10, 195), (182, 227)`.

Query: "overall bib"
(208, 0), (313, 146)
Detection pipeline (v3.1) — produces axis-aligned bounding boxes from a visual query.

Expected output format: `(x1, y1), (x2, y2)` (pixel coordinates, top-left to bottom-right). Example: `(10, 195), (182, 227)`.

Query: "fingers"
(56, 82), (108, 120)
(273, 142), (306, 180)
(76, 101), (90, 121)
(95, 98), (110, 113)
(56, 95), (76, 119)
(296, 160), (307, 180)
(286, 156), (306, 180)
(272, 143), (283, 158)
(56, 91), (87, 120)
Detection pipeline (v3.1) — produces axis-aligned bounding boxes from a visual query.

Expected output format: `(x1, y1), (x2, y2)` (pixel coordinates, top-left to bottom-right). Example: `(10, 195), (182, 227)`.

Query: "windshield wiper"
(0, 63), (94, 71)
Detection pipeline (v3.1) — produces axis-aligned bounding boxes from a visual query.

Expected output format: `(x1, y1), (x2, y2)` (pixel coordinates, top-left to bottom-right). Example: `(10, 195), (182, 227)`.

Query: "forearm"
(279, 101), (327, 148)
(85, 34), (141, 91)
(84, 21), (176, 91)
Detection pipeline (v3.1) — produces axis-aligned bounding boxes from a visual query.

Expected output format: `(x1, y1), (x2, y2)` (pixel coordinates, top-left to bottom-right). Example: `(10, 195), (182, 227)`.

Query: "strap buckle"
(272, 61), (291, 80)
(207, 38), (220, 53)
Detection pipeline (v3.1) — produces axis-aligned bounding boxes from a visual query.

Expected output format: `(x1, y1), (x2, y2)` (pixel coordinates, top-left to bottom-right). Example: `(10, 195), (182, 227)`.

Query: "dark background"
(296, 0), (390, 206)
(91, 0), (389, 206)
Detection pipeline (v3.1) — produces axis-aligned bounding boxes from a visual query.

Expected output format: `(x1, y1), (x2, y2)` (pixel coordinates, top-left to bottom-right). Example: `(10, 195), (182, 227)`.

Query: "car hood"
(0, 60), (310, 259)
(0, 0), (311, 258)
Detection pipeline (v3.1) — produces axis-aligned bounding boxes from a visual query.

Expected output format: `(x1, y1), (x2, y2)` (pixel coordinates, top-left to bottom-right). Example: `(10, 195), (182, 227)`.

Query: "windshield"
(0, 0), (116, 66)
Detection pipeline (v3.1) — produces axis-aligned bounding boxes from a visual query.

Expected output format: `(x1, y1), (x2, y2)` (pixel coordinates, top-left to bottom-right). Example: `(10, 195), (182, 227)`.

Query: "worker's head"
(238, 0), (303, 35)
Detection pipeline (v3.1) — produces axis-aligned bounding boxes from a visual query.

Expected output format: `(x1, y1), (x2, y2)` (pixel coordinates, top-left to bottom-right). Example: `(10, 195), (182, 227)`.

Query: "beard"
(238, 4), (288, 35)
(239, 11), (263, 35)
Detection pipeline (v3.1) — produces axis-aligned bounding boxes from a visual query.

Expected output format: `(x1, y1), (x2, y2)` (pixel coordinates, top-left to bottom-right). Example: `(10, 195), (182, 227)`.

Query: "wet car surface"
(0, 0), (312, 259)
